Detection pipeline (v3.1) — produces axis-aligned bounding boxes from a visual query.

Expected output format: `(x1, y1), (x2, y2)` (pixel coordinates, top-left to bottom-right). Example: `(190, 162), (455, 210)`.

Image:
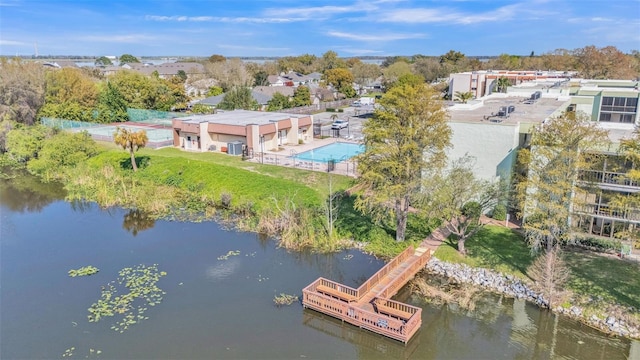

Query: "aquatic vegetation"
(273, 293), (299, 307)
(87, 264), (166, 333)
(68, 265), (99, 277)
(62, 347), (75, 357)
(61, 347), (102, 358)
(217, 250), (240, 260)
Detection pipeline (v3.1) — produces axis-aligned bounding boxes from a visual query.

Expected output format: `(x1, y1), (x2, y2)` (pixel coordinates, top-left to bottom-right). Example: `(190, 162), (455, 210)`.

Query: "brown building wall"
(208, 123), (246, 136)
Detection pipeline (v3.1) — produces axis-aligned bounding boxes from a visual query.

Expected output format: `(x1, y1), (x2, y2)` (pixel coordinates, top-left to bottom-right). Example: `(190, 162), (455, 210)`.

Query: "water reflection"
(121, 209), (156, 236)
(0, 171), (65, 212)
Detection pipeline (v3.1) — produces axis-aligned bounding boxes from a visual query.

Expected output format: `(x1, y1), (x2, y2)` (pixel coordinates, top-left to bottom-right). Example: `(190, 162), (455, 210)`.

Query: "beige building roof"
(447, 96), (569, 125)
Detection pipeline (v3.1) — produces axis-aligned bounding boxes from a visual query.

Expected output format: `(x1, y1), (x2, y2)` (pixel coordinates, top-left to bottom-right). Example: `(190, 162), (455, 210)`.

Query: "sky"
(0, 0), (639, 58)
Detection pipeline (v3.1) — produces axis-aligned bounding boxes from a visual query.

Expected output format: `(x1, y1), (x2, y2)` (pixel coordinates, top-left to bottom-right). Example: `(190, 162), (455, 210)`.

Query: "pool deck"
(249, 137), (363, 177)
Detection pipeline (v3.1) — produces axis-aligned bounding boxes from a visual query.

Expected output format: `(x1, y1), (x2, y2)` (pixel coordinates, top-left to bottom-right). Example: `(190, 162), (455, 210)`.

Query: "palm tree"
(496, 77), (510, 93)
(454, 91), (474, 104)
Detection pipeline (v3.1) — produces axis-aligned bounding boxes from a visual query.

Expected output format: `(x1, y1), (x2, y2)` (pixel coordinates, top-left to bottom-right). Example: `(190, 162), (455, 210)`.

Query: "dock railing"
(355, 246), (415, 298)
(302, 288), (421, 343)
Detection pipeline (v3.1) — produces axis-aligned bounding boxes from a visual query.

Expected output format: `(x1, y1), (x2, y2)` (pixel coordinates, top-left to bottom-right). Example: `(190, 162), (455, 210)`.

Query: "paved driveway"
(313, 105), (375, 140)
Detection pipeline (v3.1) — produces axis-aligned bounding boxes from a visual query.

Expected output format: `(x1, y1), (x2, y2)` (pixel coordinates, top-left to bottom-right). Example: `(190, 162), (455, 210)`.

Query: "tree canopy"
(38, 68), (99, 121)
(0, 58), (46, 125)
(356, 82), (451, 242)
(95, 56), (113, 67)
(119, 54), (140, 64)
(218, 87), (258, 110)
(516, 111), (609, 252)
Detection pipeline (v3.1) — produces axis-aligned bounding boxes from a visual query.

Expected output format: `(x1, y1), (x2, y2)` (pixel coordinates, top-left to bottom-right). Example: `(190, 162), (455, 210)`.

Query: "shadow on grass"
(119, 156), (151, 171)
(335, 194), (395, 241)
(564, 249), (640, 309)
(435, 226), (533, 278)
(468, 227), (533, 277)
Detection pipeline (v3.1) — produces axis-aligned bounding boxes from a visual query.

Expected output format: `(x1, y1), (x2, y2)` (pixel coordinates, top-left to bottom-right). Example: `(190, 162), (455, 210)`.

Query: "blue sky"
(1, 0), (639, 57)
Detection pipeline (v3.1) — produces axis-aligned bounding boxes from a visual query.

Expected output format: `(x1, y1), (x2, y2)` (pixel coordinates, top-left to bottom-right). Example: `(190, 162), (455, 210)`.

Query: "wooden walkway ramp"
(302, 237), (441, 343)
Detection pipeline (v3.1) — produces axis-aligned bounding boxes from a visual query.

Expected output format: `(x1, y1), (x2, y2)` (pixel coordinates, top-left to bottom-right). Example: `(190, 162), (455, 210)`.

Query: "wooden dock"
(302, 244), (433, 343)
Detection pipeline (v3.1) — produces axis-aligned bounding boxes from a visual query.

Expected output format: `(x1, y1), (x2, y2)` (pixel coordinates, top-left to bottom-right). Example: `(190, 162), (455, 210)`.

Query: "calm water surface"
(1, 176), (637, 360)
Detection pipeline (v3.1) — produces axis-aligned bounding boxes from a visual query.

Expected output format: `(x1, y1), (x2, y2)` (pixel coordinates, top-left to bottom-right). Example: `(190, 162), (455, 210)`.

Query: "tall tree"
(266, 92), (291, 111)
(423, 156), (501, 255)
(292, 86), (311, 107)
(218, 86), (258, 110)
(114, 127), (148, 172)
(356, 83), (451, 242)
(496, 77), (510, 93)
(95, 56), (113, 67)
(253, 70), (269, 86)
(205, 58), (252, 91)
(208, 54), (226, 63)
(38, 68), (99, 121)
(119, 54), (140, 64)
(516, 111), (609, 253)
(575, 45), (637, 79)
(323, 68), (356, 98)
(382, 61), (413, 87)
(609, 131), (640, 249)
(0, 58), (46, 125)
(319, 50), (346, 71)
(95, 81), (129, 123)
(351, 62), (382, 89)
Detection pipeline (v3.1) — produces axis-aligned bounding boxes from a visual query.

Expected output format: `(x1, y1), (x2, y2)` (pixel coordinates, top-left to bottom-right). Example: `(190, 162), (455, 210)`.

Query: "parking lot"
(312, 105), (375, 140)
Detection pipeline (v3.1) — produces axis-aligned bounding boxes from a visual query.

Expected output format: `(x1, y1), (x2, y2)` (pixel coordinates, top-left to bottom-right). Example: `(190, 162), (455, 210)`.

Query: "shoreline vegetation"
(2, 138), (639, 340)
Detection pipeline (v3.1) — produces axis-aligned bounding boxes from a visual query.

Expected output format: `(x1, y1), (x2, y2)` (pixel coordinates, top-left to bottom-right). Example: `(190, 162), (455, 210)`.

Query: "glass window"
(614, 97), (626, 106)
(600, 113), (611, 121)
(627, 97), (638, 108)
(602, 97), (614, 106)
(621, 114), (634, 123)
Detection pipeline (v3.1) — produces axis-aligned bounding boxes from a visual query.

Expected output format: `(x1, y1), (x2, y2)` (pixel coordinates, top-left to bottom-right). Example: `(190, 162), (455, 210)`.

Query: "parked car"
(331, 119), (349, 130)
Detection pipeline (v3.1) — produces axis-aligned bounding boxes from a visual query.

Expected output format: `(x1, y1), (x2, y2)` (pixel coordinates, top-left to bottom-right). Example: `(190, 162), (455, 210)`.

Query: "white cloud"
(145, 15), (213, 22)
(0, 39), (28, 46)
(263, 5), (361, 18)
(328, 31), (426, 41)
(78, 34), (156, 43)
(145, 14), (301, 23)
(378, 4), (520, 24)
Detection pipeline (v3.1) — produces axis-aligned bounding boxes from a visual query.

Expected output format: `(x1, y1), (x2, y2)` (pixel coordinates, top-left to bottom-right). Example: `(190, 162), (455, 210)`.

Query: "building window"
(621, 114), (635, 123)
(601, 96), (638, 113)
(600, 113), (611, 122)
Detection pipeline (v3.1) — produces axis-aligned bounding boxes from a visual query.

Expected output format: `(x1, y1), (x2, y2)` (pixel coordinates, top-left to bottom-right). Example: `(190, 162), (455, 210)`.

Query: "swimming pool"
(294, 142), (364, 162)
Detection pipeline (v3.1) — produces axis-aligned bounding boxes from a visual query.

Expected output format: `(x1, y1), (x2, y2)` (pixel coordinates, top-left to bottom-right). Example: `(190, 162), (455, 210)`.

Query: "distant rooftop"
(180, 110), (306, 126)
(448, 96), (569, 124)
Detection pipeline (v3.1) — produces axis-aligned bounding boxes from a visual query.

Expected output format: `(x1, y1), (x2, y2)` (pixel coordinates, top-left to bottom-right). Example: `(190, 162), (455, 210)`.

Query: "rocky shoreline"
(424, 257), (640, 340)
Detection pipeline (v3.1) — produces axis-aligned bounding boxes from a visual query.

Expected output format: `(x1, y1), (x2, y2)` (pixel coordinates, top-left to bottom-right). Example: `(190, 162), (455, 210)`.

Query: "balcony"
(579, 170), (640, 189)
(574, 203), (640, 222)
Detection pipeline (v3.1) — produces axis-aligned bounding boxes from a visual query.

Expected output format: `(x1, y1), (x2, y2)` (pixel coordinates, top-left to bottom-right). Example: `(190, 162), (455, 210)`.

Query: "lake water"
(1, 175), (637, 359)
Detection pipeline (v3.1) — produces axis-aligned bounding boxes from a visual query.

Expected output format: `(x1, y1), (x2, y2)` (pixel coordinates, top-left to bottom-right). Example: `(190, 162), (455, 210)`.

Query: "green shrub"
(492, 203), (507, 221)
(572, 235), (622, 252)
(326, 108), (335, 112)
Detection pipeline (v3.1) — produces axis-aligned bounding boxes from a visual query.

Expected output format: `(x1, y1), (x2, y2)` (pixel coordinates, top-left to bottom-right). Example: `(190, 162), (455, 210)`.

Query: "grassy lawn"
(141, 147), (355, 200)
(433, 225), (533, 278)
(564, 250), (640, 310)
(434, 225), (640, 312)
